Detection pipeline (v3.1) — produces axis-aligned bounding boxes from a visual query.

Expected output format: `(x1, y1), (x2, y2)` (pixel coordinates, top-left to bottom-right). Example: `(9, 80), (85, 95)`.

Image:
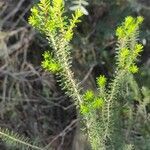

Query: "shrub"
(0, 0), (148, 150)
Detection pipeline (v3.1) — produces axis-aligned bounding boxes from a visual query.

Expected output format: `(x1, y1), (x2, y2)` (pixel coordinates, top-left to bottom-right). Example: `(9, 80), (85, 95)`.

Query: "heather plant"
(0, 0), (148, 150)
(80, 16), (144, 150)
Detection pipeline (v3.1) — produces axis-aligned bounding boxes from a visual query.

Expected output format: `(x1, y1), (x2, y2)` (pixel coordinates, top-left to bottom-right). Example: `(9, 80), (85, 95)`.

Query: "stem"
(0, 131), (43, 150)
(48, 34), (83, 107)
(104, 70), (125, 138)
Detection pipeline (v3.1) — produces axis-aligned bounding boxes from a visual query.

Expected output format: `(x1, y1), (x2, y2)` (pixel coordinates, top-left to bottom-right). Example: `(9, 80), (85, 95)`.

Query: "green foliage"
(0, 0), (148, 149)
(102, 15), (144, 147)
(1, 0), (84, 149)
(83, 90), (95, 101)
(79, 16), (145, 150)
(80, 90), (104, 115)
(0, 127), (42, 150)
(42, 51), (61, 72)
(116, 16), (143, 38)
(29, 0), (83, 41)
(116, 16), (144, 71)
(97, 75), (107, 87)
(29, 0), (84, 107)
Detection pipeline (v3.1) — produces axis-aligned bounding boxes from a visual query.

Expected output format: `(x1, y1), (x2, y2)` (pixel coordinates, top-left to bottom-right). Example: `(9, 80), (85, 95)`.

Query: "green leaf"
(83, 90), (95, 101)
(97, 75), (107, 87)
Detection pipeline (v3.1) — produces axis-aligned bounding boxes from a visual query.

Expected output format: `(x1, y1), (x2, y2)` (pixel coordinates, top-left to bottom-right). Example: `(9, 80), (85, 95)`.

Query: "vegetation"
(0, 0), (149, 150)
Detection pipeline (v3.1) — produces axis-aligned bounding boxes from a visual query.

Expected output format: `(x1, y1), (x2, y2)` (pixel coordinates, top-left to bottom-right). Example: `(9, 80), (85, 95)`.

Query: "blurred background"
(0, 0), (149, 149)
